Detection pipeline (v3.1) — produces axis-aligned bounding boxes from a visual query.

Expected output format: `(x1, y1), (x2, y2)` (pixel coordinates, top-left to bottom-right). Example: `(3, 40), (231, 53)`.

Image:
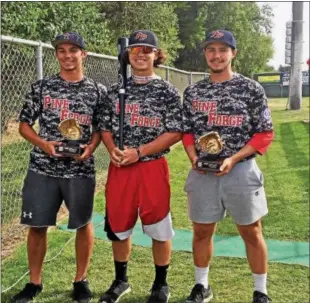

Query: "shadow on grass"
(262, 120), (309, 241)
(301, 120), (310, 133)
(1, 291), (184, 303)
(1, 286), (189, 303)
(1, 289), (71, 303)
(279, 122), (309, 186)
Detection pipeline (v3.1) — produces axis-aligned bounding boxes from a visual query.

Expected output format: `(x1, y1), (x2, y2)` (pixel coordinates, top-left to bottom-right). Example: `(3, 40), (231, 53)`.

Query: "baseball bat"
(117, 37), (128, 150)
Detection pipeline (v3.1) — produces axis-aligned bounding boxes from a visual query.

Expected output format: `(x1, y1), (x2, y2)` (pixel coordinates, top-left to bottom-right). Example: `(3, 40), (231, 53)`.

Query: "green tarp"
(58, 213), (309, 267)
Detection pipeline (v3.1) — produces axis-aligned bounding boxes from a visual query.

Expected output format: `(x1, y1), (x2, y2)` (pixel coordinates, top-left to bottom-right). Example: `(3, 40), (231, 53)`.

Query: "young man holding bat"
(182, 30), (274, 303)
(99, 30), (182, 303)
(12, 32), (106, 303)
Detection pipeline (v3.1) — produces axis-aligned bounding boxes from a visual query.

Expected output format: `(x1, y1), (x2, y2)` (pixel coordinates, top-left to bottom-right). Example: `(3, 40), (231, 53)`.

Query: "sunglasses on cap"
(128, 46), (157, 55)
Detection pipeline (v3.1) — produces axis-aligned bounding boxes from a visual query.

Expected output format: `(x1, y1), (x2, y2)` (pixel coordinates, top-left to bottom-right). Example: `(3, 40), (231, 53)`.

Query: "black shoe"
(252, 291), (272, 303)
(147, 283), (170, 303)
(98, 279), (131, 303)
(185, 284), (213, 303)
(72, 279), (92, 303)
(11, 282), (43, 303)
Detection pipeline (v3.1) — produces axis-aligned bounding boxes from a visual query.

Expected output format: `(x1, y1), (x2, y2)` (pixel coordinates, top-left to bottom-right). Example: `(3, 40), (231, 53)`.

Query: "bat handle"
(119, 88), (125, 150)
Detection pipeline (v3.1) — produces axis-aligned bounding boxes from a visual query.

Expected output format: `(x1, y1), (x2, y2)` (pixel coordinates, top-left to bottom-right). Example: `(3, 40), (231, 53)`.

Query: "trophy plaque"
(55, 118), (83, 156)
(196, 131), (224, 172)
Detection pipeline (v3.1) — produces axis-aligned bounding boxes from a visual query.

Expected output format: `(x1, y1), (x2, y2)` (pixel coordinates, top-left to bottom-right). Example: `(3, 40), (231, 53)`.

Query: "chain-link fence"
(0, 35), (206, 257)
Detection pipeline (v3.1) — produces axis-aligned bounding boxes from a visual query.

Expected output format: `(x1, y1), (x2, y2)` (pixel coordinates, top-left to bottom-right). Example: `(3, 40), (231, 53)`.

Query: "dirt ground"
(2, 120), (24, 146)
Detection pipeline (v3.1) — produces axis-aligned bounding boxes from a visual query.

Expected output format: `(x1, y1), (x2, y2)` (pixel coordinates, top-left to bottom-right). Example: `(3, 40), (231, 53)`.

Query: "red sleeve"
(247, 131), (274, 155)
(182, 133), (195, 147)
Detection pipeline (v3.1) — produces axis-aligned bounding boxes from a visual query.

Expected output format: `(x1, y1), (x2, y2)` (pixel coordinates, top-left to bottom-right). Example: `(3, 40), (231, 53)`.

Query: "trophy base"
(196, 159), (222, 172)
(55, 144), (83, 157)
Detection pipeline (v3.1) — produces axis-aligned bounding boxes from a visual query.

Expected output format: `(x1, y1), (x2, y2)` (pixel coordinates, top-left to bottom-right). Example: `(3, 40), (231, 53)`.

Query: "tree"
(98, 2), (183, 65)
(173, 2), (208, 70)
(174, 2), (274, 76)
(262, 65), (277, 73)
(1, 1), (275, 74)
(1, 2), (112, 53)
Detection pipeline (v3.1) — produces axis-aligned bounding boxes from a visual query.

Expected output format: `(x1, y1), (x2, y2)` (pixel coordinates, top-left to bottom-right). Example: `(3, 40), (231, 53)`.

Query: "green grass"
(1, 141), (32, 224)
(1, 231), (309, 303)
(1, 97), (309, 302)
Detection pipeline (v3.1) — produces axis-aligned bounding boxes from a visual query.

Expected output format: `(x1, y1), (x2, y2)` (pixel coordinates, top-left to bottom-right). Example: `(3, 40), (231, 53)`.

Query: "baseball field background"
(1, 97), (309, 302)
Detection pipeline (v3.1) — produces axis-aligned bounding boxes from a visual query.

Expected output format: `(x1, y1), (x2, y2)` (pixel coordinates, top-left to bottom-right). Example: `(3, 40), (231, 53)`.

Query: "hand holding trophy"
(55, 118), (83, 156)
(196, 131), (224, 172)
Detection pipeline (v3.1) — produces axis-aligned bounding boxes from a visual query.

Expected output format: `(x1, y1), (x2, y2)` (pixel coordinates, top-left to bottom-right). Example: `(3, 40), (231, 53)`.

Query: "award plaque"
(196, 131), (224, 172)
(55, 118), (83, 156)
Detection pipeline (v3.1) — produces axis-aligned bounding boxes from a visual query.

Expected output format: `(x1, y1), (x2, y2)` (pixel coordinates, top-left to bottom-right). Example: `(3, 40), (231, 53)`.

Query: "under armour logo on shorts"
(23, 211), (33, 219)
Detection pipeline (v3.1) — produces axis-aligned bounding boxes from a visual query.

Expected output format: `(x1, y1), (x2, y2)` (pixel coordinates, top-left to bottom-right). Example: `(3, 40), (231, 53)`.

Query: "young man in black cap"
(182, 30), (273, 303)
(98, 30), (182, 303)
(11, 32), (106, 303)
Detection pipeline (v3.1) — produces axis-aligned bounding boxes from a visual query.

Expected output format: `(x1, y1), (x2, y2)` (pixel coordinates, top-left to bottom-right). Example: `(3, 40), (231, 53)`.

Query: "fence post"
(189, 72), (193, 85)
(165, 67), (170, 82)
(36, 41), (43, 80)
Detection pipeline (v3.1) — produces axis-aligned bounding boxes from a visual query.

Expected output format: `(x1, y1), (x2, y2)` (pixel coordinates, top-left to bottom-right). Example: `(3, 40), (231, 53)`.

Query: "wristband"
(136, 147), (142, 160)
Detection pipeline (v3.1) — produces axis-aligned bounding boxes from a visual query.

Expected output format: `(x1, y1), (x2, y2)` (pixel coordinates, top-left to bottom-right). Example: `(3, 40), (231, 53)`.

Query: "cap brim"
(128, 43), (157, 48)
(202, 40), (235, 49)
(51, 39), (85, 49)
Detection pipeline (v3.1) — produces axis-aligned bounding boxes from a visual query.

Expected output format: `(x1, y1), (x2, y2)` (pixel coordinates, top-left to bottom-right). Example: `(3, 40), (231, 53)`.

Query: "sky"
(260, 1), (309, 70)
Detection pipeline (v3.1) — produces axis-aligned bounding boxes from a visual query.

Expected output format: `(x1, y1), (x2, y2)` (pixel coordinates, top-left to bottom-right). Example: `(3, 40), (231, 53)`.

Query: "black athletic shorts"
(21, 170), (95, 229)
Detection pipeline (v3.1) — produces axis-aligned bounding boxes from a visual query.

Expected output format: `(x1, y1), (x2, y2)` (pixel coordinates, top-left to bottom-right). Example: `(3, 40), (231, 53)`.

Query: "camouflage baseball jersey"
(99, 77), (182, 162)
(19, 74), (107, 178)
(183, 73), (273, 158)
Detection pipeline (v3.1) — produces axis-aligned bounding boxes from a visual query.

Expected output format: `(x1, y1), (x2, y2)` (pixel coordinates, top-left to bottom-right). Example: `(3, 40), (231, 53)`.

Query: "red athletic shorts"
(105, 157), (174, 241)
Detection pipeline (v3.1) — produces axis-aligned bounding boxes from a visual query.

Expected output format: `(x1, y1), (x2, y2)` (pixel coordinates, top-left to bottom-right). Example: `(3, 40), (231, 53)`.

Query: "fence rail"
(0, 35), (206, 256)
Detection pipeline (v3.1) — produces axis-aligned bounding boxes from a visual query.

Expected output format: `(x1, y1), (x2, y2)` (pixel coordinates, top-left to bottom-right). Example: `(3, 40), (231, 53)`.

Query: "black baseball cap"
(51, 32), (86, 49)
(203, 30), (236, 49)
(128, 30), (158, 48)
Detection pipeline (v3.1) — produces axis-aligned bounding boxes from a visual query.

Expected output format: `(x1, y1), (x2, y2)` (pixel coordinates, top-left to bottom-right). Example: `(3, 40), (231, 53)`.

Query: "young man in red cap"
(99, 30), (182, 303)
(12, 32), (106, 303)
(182, 29), (273, 303)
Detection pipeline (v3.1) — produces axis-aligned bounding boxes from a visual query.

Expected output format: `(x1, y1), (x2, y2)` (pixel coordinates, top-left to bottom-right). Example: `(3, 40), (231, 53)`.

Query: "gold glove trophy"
(196, 131), (224, 172)
(55, 118), (83, 156)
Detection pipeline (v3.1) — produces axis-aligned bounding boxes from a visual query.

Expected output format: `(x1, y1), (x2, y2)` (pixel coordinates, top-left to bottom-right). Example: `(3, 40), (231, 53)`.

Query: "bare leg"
(112, 238), (131, 261)
(75, 222), (94, 281)
(28, 227), (48, 285)
(237, 220), (268, 274)
(152, 239), (171, 265)
(193, 222), (216, 267)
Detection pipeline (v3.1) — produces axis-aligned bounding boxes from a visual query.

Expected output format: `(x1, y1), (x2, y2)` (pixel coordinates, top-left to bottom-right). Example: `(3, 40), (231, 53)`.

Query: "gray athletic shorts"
(21, 170), (95, 229)
(184, 159), (268, 225)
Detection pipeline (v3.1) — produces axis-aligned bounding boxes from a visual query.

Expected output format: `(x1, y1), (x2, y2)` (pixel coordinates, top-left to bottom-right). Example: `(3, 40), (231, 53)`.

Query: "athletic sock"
(195, 266), (209, 289)
(114, 260), (128, 282)
(253, 273), (267, 295)
(154, 264), (169, 286)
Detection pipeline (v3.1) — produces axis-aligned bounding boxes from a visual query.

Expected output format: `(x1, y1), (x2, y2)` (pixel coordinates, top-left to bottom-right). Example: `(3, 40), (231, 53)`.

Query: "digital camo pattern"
(19, 74), (107, 178)
(99, 77), (183, 162)
(183, 73), (273, 158)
